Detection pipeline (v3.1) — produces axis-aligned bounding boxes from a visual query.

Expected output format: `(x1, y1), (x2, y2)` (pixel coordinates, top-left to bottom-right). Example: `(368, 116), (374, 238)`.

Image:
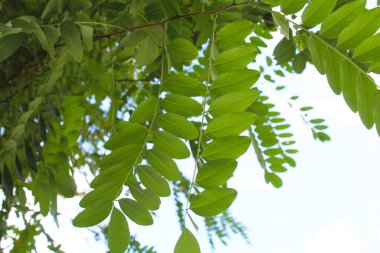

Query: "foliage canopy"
(1, 0), (380, 252)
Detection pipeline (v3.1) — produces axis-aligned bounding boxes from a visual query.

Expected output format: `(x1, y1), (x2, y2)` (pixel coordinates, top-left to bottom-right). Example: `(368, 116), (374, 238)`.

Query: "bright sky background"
(27, 1), (380, 252)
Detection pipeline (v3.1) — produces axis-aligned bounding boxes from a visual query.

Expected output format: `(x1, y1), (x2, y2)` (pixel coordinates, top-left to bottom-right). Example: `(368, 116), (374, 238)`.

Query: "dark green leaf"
(0, 33), (25, 63)
(60, 20), (83, 62)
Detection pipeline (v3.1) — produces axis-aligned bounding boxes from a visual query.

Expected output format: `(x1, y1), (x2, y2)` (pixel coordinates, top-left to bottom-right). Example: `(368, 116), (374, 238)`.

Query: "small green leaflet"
(145, 149), (181, 181)
(158, 113), (198, 140)
(73, 203), (112, 227)
(104, 123), (148, 150)
(128, 182), (161, 210)
(266, 172), (283, 188)
(161, 93), (203, 117)
(0, 33), (25, 63)
(90, 164), (132, 188)
(301, 0), (337, 28)
(280, 0), (308, 14)
(129, 96), (158, 123)
(211, 69), (260, 97)
(356, 73), (376, 129)
(323, 47), (342, 95)
(80, 25), (94, 51)
(152, 131), (190, 159)
(136, 165), (171, 197)
(292, 53), (307, 74)
(38, 179), (51, 216)
(98, 144), (141, 170)
(273, 37), (295, 65)
(163, 73), (206, 97)
(202, 136), (251, 160)
(272, 12), (289, 40)
(167, 38), (198, 62)
(190, 188), (237, 217)
(353, 34), (380, 63)
(135, 36), (159, 66)
(307, 35), (325, 75)
(119, 198), (153, 226)
(213, 44), (257, 73)
(174, 228), (201, 253)
(79, 181), (121, 208)
(209, 89), (259, 117)
(337, 8), (380, 49)
(216, 19), (254, 50)
(205, 112), (257, 138)
(196, 159), (237, 189)
(60, 19), (83, 62)
(320, 0), (366, 39)
(108, 208), (130, 253)
(340, 60), (358, 112)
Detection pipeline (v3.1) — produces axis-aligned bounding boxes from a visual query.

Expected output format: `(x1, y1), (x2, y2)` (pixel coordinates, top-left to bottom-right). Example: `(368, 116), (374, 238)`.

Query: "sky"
(24, 1), (380, 252)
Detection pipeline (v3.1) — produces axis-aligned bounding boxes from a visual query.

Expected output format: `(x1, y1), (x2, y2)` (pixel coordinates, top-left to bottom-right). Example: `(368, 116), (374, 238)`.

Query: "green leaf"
(152, 131), (190, 159)
(190, 188), (237, 217)
(108, 208), (130, 253)
(216, 19), (254, 50)
(307, 35), (326, 75)
(261, 0), (280, 6)
(202, 136), (251, 161)
(161, 93), (203, 117)
(280, 0), (308, 14)
(90, 164), (132, 188)
(135, 36), (159, 66)
(302, 0), (337, 27)
(145, 149), (181, 181)
(337, 8), (380, 49)
(292, 53), (307, 74)
(60, 20), (83, 62)
(274, 37), (295, 65)
(266, 172), (283, 188)
(213, 44), (257, 73)
(167, 38), (198, 62)
(104, 123), (148, 150)
(98, 144), (141, 170)
(209, 89), (259, 117)
(79, 181), (122, 208)
(320, 0), (365, 38)
(158, 113), (198, 140)
(24, 140), (37, 172)
(324, 47), (342, 95)
(80, 25), (94, 51)
(353, 33), (380, 63)
(38, 180), (50, 216)
(10, 124), (25, 140)
(196, 159), (237, 189)
(119, 198), (153, 226)
(128, 182), (161, 210)
(73, 203), (112, 227)
(340, 60), (358, 112)
(211, 70), (260, 97)
(41, 0), (60, 19)
(129, 96), (158, 123)
(0, 33), (25, 63)
(136, 165), (171, 197)
(163, 73), (206, 97)
(174, 228), (201, 253)
(67, 0), (92, 11)
(356, 73), (376, 129)
(272, 12), (289, 40)
(205, 112), (257, 138)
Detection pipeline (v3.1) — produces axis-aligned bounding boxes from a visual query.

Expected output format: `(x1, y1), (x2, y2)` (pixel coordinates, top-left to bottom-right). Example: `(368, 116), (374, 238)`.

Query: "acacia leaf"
(108, 208), (130, 253)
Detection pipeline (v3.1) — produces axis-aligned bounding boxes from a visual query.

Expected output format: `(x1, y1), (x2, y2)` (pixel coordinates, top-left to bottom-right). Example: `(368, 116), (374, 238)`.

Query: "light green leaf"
(98, 144), (141, 170)
(337, 7), (380, 49)
(190, 188), (237, 217)
(161, 93), (203, 117)
(272, 12), (289, 40)
(302, 0), (337, 27)
(158, 113), (198, 140)
(167, 38), (198, 62)
(137, 165), (171, 197)
(129, 96), (158, 123)
(10, 124), (25, 140)
(195, 159), (237, 189)
(60, 20), (83, 62)
(356, 73), (376, 129)
(163, 73), (206, 97)
(79, 181), (122, 208)
(266, 173), (283, 188)
(104, 123), (148, 150)
(108, 208), (130, 253)
(211, 69), (260, 97)
(261, 0), (280, 6)
(0, 33), (25, 63)
(119, 198), (153, 226)
(128, 182), (161, 210)
(209, 89), (259, 117)
(135, 36), (159, 66)
(324, 47), (342, 95)
(216, 19), (254, 50)
(307, 35), (326, 75)
(202, 136), (251, 161)
(353, 33), (380, 63)
(280, 0), (308, 14)
(73, 203), (112, 227)
(174, 228), (201, 253)
(38, 179), (51, 216)
(340, 60), (358, 112)
(214, 44), (257, 73)
(320, 0), (365, 38)
(145, 149), (181, 181)
(1, 139), (17, 154)
(205, 112), (257, 138)
(80, 25), (94, 51)
(90, 164), (132, 188)
(152, 131), (190, 159)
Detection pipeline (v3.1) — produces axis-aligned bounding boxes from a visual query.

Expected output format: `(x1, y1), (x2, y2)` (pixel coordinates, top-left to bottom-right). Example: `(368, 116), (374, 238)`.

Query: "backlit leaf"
(211, 70), (260, 97)
(163, 74), (206, 97)
(73, 203), (112, 227)
(136, 165), (171, 197)
(161, 93), (203, 117)
(145, 149), (181, 181)
(174, 228), (201, 253)
(158, 113), (198, 140)
(202, 136), (251, 161)
(213, 44), (257, 73)
(196, 159), (237, 188)
(129, 96), (158, 123)
(152, 131), (190, 159)
(302, 0), (337, 28)
(216, 19), (254, 50)
(168, 38), (198, 62)
(108, 208), (130, 253)
(119, 198), (153, 226)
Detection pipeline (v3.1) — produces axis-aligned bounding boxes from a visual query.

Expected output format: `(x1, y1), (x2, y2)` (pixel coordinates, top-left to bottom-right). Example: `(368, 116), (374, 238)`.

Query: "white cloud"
(303, 223), (363, 253)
